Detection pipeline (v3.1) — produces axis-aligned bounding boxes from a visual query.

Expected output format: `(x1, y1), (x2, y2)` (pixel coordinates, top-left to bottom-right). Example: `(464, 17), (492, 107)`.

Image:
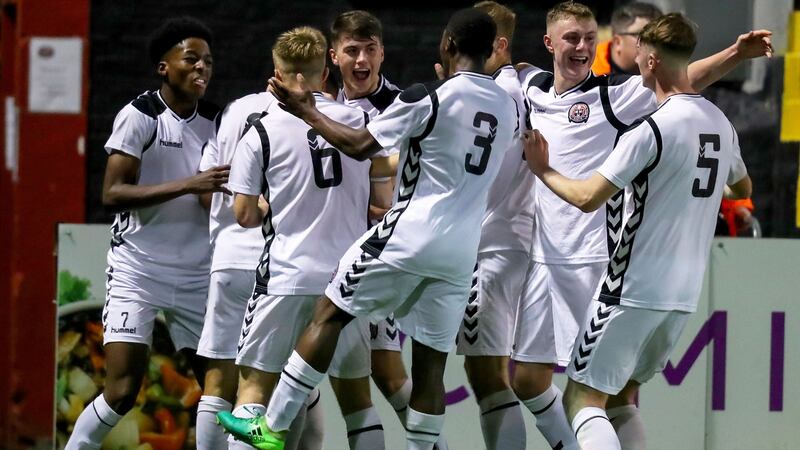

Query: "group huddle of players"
(64, 1), (771, 450)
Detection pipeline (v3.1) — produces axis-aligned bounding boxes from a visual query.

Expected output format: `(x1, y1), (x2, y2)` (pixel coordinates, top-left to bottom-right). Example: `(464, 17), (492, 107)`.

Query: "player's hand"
(434, 63), (446, 80)
(734, 29), (773, 60)
(185, 165), (231, 195)
(268, 74), (317, 119)
(522, 130), (549, 176)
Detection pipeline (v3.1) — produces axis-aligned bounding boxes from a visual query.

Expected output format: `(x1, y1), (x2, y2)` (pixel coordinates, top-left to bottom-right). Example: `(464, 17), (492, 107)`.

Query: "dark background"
(86, 0), (799, 237)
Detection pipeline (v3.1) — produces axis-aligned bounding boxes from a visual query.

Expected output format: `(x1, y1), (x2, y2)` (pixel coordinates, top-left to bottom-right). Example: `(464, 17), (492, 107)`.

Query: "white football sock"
(345, 406), (385, 450)
(405, 407), (444, 450)
(572, 407), (621, 450)
(266, 351), (325, 431)
(387, 378), (412, 424)
(522, 384), (577, 450)
(64, 394), (122, 450)
(298, 388), (324, 450)
(607, 405), (646, 450)
(196, 395), (232, 450)
(478, 389), (526, 450)
(284, 397), (308, 450)
(228, 403), (267, 450)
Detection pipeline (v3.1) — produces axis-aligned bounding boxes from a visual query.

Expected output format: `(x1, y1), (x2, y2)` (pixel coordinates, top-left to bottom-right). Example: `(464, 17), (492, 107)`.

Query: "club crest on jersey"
(568, 102), (590, 123)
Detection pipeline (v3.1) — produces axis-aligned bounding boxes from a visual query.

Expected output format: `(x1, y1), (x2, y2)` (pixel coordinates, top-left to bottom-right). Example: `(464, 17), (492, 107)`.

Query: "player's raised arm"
(269, 74), (382, 160)
(523, 130), (619, 212)
(687, 29), (773, 91)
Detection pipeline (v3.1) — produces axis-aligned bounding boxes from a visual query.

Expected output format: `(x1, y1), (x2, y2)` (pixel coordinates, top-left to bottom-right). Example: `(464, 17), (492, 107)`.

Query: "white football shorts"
(370, 316), (402, 352)
(235, 293), (371, 379)
(326, 245), (470, 354)
(456, 250), (528, 357)
(197, 269), (254, 360)
(102, 264), (208, 351)
(511, 261), (606, 365)
(566, 300), (690, 394)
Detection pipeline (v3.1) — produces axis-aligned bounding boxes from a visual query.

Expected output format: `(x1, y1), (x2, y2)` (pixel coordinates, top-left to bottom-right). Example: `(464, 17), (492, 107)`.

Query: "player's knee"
(511, 363), (553, 400)
(103, 376), (143, 413)
(464, 359), (509, 400)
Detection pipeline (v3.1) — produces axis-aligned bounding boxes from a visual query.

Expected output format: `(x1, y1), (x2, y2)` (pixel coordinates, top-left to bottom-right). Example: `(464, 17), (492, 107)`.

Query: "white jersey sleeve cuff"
(227, 182), (260, 196)
(104, 141), (142, 159)
(596, 169), (626, 190)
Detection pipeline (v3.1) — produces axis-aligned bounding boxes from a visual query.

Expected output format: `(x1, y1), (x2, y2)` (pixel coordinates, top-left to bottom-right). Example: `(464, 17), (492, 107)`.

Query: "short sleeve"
(727, 125), (748, 184)
(596, 120), (659, 189)
(366, 83), (433, 149)
(199, 135), (219, 171)
(104, 103), (156, 159)
(228, 126), (266, 196)
(608, 75), (658, 125)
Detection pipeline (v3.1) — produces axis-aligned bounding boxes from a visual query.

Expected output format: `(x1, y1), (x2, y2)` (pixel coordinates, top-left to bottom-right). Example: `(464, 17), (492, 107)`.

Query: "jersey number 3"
(308, 130), (343, 189)
(465, 112), (498, 175)
(692, 133), (720, 198)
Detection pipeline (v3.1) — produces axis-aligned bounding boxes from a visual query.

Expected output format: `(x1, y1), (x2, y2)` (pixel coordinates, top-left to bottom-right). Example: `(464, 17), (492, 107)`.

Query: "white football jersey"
(199, 91), (275, 272)
(105, 90), (219, 279)
(478, 64), (536, 254)
(595, 94), (747, 312)
(520, 67), (656, 264)
(364, 71), (519, 285)
(228, 93), (371, 295)
(337, 74), (401, 158)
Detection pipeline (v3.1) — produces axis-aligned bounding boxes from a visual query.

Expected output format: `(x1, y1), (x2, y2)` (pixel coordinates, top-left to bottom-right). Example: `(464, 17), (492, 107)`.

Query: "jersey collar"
(156, 90), (198, 122)
(554, 72), (592, 98)
(454, 70), (493, 80)
(491, 64), (514, 79)
(341, 74), (386, 101)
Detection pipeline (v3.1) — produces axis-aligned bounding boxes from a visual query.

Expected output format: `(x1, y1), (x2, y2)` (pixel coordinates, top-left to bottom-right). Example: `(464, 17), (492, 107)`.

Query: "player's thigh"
(457, 250), (528, 357)
(102, 267), (160, 347)
(163, 275), (209, 352)
(566, 301), (668, 395)
(197, 269), (255, 359)
(329, 317), (372, 380)
(631, 311), (691, 384)
(395, 277), (471, 354)
(512, 260), (558, 364)
(550, 262), (606, 362)
(235, 294), (316, 373)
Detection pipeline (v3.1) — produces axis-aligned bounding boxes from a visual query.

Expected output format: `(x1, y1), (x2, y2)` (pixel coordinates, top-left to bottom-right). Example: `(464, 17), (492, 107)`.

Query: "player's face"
(331, 34), (384, 98)
(159, 38), (213, 100)
(613, 17), (651, 73)
(546, 17), (597, 86)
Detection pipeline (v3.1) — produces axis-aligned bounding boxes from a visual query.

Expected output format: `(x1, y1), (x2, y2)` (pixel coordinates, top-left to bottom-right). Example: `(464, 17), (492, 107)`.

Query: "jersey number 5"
(692, 133), (720, 198)
(465, 112), (498, 175)
(308, 130), (343, 189)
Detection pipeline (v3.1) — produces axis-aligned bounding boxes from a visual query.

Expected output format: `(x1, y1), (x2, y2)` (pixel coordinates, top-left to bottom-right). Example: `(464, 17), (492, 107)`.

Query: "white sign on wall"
(28, 37), (82, 114)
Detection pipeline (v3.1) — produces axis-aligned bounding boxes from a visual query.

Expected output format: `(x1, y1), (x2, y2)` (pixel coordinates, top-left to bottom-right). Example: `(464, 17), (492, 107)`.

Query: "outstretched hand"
(434, 63), (446, 80)
(267, 74), (317, 120)
(522, 130), (550, 176)
(735, 29), (773, 60)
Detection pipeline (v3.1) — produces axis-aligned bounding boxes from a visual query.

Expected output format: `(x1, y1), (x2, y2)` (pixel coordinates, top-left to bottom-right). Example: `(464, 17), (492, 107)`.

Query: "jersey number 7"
(465, 112), (498, 175)
(692, 133), (720, 198)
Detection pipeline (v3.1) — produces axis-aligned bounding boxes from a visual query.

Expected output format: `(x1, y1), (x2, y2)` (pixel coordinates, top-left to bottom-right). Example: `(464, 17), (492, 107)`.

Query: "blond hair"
(638, 13), (697, 60)
(272, 27), (328, 78)
(474, 1), (516, 44)
(546, 1), (595, 27)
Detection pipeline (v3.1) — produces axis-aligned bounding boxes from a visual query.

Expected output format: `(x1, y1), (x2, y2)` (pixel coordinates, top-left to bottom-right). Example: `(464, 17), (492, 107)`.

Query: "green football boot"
(216, 410), (286, 450)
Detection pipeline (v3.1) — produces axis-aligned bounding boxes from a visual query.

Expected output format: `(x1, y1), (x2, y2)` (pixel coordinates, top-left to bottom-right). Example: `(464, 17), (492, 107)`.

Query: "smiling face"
(330, 33), (384, 99)
(158, 37), (212, 100)
(545, 16), (598, 90)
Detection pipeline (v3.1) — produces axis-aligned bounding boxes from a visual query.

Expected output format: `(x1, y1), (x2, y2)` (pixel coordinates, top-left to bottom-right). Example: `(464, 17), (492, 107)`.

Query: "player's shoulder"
(126, 90), (165, 120)
(318, 94), (368, 125)
(224, 92), (275, 121)
(398, 78), (448, 104)
(197, 98), (221, 122)
(367, 75), (402, 112)
(520, 66), (554, 94)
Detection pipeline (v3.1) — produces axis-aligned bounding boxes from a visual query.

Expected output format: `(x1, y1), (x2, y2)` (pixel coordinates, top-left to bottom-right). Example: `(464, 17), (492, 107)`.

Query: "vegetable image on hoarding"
(55, 224), (201, 450)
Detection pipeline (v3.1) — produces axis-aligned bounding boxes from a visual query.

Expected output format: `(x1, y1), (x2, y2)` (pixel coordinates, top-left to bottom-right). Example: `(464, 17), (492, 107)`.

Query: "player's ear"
(543, 34), (554, 54)
(329, 48), (339, 66)
(497, 37), (509, 53)
(274, 69), (283, 82)
(446, 36), (457, 56)
(157, 61), (168, 77)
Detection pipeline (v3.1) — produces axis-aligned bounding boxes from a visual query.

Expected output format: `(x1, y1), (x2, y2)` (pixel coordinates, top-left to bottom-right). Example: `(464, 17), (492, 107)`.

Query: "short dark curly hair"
(445, 8), (496, 60)
(148, 16), (213, 64)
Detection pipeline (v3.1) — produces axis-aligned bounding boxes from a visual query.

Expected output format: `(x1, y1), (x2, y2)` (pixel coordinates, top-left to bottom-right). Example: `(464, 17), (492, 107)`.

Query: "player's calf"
(564, 379), (620, 450)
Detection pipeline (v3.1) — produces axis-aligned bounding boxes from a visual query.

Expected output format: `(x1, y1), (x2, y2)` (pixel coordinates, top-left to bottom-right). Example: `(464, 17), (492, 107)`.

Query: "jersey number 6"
(308, 129), (343, 189)
(465, 112), (498, 175)
(691, 133), (720, 198)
